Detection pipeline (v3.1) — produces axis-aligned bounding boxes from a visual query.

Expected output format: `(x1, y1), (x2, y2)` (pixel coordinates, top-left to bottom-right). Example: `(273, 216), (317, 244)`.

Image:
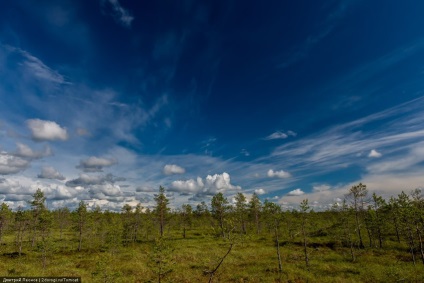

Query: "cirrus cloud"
(102, 0), (134, 28)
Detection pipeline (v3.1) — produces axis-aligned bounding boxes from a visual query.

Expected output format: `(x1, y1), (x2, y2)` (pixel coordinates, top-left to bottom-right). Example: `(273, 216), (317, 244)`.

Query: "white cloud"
(368, 149), (382, 158)
(254, 188), (266, 195)
(21, 50), (68, 84)
(313, 184), (331, 192)
(26, 119), (68, 141)
(0, 152), (30, 175)
(267, 169), (291, 179)
(14, 143), (52, 159)
(77, 156), (117, 172)
(52, 186), (75, 200)
(264, 131), (288, 140)
(104, 0), (134, 28)
(241, 149), (250, 157)
(287, 130), (297, 137)
(65, 173), (123, 187)
(89, 183), (123, 197)
(163, 164), (186, 175)
(171, 177), (203, 194)
(287, 188), (305, 196)
(367, 143), (424, 174)
(38, 166), (65, 180)
(171, 172), (241, 196)
(270, 96), (424, 179)
(136, 186), (156, 193)
(204, 172), (241, 194)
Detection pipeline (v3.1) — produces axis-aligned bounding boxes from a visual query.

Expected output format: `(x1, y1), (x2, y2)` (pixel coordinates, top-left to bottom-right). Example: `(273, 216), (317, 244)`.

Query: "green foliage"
(154, 186), (170, 237)
(148, 237), (175, 283)
(0, 202), (12, 244)
(75, 200), (87, 251)
(91, 253), (122, 283)
(1, 183), (424, 281)
(211, 192), (230, 238)
(248, 193), (262, 234)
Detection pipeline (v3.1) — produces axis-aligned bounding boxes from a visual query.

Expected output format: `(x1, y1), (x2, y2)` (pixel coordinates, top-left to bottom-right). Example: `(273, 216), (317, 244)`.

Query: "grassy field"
(1, 227), (423, 283)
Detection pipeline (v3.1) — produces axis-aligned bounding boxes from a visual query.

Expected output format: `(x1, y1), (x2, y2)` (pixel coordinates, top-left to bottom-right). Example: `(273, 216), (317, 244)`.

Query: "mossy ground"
(1, 227), (423, 283)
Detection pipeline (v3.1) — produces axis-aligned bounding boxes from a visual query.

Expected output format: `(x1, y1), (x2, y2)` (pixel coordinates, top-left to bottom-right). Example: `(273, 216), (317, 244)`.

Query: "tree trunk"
(301, 218), (309, 270)
(407, 227), (416, 265)
(78, 224), (83, 252)
(355, 209), (364, 248)
(415, 224), (424, 265)
(393, 216), (401, 243)
(274, 220), (282, 277)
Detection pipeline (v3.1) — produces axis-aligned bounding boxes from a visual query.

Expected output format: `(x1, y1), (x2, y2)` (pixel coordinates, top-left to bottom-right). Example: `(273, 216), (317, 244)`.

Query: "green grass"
(1, 227), (423, 283)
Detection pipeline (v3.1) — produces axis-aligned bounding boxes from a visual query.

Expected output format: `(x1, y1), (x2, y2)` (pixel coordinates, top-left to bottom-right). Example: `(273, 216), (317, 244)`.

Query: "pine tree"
(347, 183), (368, 249)
(154, 186), (170, 237)
(211, 193), (229, 238)
(300, 199), (310, 270)
(248, 193), (262, 235)
(76, 201), (87, 252)
(181, 204), (192, 239)
(234, 193), (247, 234)
(0, 203), (12, 245)
(29, 188), (46, 247)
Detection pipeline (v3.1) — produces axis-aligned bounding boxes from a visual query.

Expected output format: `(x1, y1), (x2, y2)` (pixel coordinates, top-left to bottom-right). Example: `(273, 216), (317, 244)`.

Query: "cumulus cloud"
(170, 172), (241, 196)
(287, 188), (305, 196)
(65, 173), (124, 187)
(136, 186), (156, 192)
(0, 177), (41, 202)
(0, 152), (30, 175)
(77, 156), (117, 172)
(51, 187), (75, 200)
(163, 164), (186, 175)
(171, 177), (204, 194)
(204, 173), (241, 193)
(267, 169), (291, 179)
(103, 0), (134, 28)
(254, 188), (266, 195)
(26, 119), (68, 141)
(312, 184), (331, 192)
(38, 166), (65, 180)
(368, 149), (382, 158)
(14, 143), (52, 159)
(89, 183), (123, 198)
(0, 178), (19, 194)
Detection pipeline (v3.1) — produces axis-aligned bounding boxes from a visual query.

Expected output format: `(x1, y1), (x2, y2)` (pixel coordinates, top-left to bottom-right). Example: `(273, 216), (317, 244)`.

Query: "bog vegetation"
(0, 184), (424, 282)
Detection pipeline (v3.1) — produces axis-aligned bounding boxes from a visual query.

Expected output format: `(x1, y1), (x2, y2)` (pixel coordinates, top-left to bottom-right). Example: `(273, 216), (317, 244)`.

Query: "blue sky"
(1, 0), (424, 210)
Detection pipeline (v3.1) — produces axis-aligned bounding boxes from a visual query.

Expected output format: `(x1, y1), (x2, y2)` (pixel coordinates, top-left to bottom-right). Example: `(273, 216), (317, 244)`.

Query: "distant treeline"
(0, 183), (424, 267)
